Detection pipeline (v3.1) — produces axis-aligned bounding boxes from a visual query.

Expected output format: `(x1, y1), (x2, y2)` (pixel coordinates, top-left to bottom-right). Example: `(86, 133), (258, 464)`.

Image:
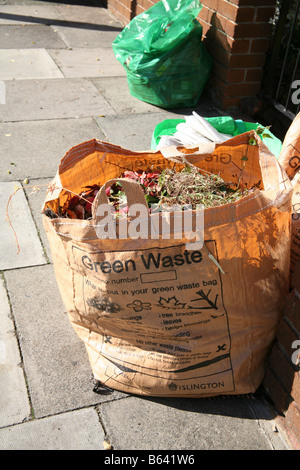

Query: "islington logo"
(168, 381), (226, 391)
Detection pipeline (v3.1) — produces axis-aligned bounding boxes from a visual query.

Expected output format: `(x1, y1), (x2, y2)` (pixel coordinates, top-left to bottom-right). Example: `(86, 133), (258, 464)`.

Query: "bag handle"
(92, 178), (149, 222)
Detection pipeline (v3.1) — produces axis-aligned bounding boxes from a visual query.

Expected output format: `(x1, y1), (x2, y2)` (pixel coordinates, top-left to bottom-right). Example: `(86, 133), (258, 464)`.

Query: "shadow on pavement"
(0, 12), (123, 31)
(140, 388), (275, 420)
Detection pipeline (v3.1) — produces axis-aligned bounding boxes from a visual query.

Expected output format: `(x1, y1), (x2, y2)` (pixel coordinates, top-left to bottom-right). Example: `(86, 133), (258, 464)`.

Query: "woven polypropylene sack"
(43, 132), (293, 397)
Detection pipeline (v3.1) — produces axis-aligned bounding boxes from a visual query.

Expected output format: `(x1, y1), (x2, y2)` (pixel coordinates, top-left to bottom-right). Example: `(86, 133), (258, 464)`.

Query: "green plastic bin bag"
(151, 115), (282, 158)
(112, 0), (213, 109)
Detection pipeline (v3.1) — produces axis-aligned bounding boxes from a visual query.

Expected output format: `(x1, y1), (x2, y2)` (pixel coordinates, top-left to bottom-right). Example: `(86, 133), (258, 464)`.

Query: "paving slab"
(0, 408), (105, 450)
(94, 104), (221, 151)
(54, 3), (123, 27)
(99, 395), (285, 450)
(0, 78), (116, 122)
(0, 277), (31, 428)
(24, 178), (53, 262)
(92, 76), (221, 117)
(0, 182), (46, 270)
(0, 2), (124, 34)
(49, 47), (126, 78)
(4, 264), (126, 419)
(0, 0), (292, 452)
(0, 4), (62, 25)
(0, 117), (106, 181)
(2, 0), (54, 3)
(0, 48), (64, 80)
(53, 25), (121, 49)
(0, 24), (66, 48)
(94, 112), (183, 151)
(92, 76), (169, 115)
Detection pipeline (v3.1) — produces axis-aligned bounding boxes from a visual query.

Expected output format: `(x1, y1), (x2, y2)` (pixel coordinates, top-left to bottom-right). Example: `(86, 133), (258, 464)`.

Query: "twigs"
(6, 182), (50, 255)
(5, 186), (21, 254)
(53, 166), (252, 220)
(6, 160), (251, 255)
(157, 166), (250, 209)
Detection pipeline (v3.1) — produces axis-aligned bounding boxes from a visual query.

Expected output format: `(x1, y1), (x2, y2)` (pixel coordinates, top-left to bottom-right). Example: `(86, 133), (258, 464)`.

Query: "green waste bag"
(151, 115), (282, 158)
(112, 0), (213, 109)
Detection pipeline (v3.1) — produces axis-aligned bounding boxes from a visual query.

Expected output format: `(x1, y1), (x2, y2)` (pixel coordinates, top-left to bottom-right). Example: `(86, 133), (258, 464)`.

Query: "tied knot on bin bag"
(39, 132), (294, 398)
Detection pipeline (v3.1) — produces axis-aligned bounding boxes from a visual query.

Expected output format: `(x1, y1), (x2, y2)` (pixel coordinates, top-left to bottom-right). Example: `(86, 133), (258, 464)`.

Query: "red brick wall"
(108, 0), (157, 24)
(108, 0), (130, 24)
(263, 262), (300, 450)
(108, 0), (277, 111)
(198, 0), (276, 110)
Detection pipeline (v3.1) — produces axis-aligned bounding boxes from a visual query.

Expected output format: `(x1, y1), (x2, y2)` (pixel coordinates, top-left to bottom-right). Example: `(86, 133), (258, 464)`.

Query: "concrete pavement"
(0, 0), (291, 451)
